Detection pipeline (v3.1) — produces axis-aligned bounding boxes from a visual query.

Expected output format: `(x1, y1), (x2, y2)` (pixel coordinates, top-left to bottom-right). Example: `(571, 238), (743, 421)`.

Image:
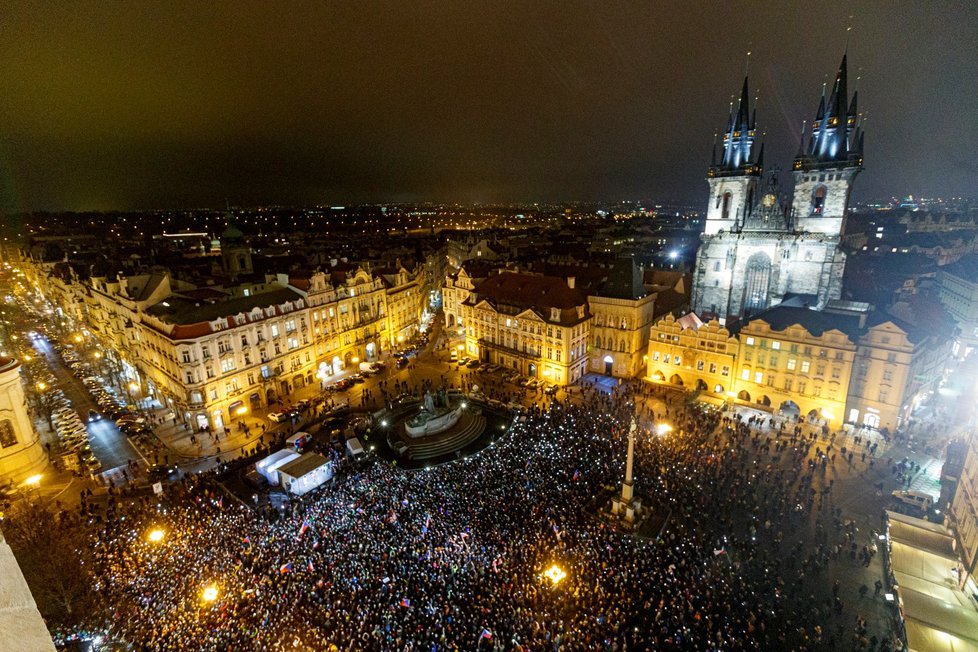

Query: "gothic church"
(692, 54), (865, 322)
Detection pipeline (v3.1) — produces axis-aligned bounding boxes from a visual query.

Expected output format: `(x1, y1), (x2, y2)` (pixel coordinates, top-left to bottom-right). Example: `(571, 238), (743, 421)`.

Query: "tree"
(1, 500), (103, 630)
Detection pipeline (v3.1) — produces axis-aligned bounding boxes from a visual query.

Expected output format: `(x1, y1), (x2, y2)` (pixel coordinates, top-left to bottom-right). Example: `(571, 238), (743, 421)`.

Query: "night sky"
(1, 1), (975, 212)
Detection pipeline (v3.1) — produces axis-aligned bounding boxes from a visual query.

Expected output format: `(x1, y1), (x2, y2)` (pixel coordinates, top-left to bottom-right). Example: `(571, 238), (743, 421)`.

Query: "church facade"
(692, 55), (864, 322)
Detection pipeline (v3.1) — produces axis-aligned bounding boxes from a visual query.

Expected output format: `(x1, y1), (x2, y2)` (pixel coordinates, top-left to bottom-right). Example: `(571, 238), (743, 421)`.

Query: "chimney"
(567, 276), (576, 289)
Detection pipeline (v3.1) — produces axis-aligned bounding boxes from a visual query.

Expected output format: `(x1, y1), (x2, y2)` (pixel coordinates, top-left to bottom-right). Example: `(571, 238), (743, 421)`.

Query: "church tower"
(791, 53), (864, 236)
(692, 52), (865, 322)
(704, 77), (763, 236)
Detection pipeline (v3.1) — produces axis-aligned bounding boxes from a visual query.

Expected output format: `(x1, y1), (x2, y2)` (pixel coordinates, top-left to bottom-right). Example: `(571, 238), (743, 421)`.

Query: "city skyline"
(1, 1), (976, 212)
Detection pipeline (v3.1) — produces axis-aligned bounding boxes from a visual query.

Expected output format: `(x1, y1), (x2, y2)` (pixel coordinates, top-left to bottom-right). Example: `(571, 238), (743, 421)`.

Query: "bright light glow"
(656, 423), (673, 436)
(380, 420), (388, 427)
(544, 564), (566, 586)
(202, 585), (219, 602)
(24, 474), (42, 487)
(235, 406), (248, 415)
(93, 351), (101, 358)
(36, 381), (46, 391)
(73, 334), (83, 343)
(128, 382), (139, 392)
(820, 410), (834, 420)
(148, 529), (165, 543)
(668, 250), (678, 259)
(460, 401), (468, 409)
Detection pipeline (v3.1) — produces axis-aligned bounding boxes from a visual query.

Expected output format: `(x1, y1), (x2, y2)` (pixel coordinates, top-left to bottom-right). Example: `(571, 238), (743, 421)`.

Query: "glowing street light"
(201, 585), (219, 603)
(36, 381), (46, 392)
(543, 564), (566, 586)
(24, 474), (42, 487)
(147, 529), (165, 543)
(656, 423), (673, 436)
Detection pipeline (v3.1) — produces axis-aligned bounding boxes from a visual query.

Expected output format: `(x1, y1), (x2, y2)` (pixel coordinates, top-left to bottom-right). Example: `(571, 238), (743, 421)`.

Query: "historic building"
(0, 356), (48, 484)
(693, 55), (863, 322)
(938, 255), (978, 357)
(26, 257), (426, 432)
(647, 313), (739, 403)
(460, 271), (590, 385)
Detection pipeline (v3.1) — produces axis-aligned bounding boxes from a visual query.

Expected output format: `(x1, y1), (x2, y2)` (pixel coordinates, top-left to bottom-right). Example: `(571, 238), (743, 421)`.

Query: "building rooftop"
(146, 287), (303, 325)
(278, 452), (331, 478)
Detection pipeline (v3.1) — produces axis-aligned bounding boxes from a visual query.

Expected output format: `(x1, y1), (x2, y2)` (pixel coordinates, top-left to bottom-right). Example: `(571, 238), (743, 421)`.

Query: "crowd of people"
(62, 379), (901, 651)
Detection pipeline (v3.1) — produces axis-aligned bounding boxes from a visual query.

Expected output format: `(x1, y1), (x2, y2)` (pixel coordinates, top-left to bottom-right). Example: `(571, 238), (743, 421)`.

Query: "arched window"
(811, 186), (827, 215)
(595, 336), (602, 349)
(743, 252), (772, 315)
(721, 192), (732, 220)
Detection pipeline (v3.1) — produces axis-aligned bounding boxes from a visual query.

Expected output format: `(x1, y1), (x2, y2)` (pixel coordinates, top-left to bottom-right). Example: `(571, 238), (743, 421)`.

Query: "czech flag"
(307, 559), (315, 573)
(481, 629), (492, 640)
(280, 562), (293, 574)
(400, 597), (411, 608)
(242, 536), (251, 548)
(299, 520), (310, 538)
(573, 469), (580, 481)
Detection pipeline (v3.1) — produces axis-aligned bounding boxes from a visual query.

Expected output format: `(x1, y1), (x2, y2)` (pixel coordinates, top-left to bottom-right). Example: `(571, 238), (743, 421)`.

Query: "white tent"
(278, 453), (334, 496)
(256, 449), (301, 486)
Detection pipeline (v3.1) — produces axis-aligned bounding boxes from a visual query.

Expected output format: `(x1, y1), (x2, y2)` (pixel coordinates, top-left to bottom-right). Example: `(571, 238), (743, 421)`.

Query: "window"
(652, 351), (660, 362)
(0, 420), (17, 448)
(209, 389), (218, 401)
(813, 385), (821, 397)
(663, 354), (671, 364)
(887, 353), (896, 363)
(271, 324), (280, 337)
(261, 365), (271, 379)
(783, 379), (793, 391)
(754, 371), (763, 384)
(770, 355), (778, 367)
(746, 337), (755, 346)
(721, 191), (732, 220)
(787, 358), (797, 370)
(878, 390), (888, 403)
(797, 381), (806, 394)
(811, 185), (827, 214)
(241, 335), (248, 347)
(206, 366), (215, 379)
(883, 370), (893, 382)
(834, 351), (844, 360)
(709, 363), (717, 373)
(674, 355), (681, 366)
(181, 350), (191, 363)
(696, 360), (704, 371)
(741, 368), (750, 380)
(713, 261), (721, 272)
(221, 358), (236, 373)
(771, 341), (781, 350)
(831, 367), (841, 379)
(288, 337), (299, 350)
(185, 372), (194, 384)
(721, 365), (729, 376)
(816, 365), (825, 377)
(801, 361), (810, 373)
(766, 375), (775, 387)
(202, 346), (211, 359)
(247, 373), (255, 385)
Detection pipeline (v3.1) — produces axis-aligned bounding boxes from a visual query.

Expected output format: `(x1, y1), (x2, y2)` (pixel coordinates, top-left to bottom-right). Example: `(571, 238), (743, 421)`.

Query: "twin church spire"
(709, 76), (762, 177)
(795, 53), (865, 170)
(710, 52), (864, 178)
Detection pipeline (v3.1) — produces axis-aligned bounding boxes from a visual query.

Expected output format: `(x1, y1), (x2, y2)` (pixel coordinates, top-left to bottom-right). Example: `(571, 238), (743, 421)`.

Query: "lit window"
(771, 341), (781, 350)
(746, 337), (755, 346)
(741, 368), (750, 380)
(801, 361), (810, 373)
(787, 359), (796, 370)
(754, 371), (763, 383)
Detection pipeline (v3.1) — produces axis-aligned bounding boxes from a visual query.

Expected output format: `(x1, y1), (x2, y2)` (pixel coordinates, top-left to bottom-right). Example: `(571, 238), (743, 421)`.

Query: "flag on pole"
(399, 597), (411, 607)
(552, 522), (561, 541)
(280, 562), (293, 574)
(480, 629), (492, 641)
(307, 559), (315, 573)
(572, 469), (580, 481)
(713, 548), (727, 556)
(242, 535), (251, 549)
(217, 496), (223, 509)
(422, 513), (431, 535)
(299, 520), (311, 538)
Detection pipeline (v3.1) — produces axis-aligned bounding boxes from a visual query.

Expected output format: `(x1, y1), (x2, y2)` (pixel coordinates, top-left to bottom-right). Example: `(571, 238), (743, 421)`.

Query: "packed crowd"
(65, 381), (899, 651)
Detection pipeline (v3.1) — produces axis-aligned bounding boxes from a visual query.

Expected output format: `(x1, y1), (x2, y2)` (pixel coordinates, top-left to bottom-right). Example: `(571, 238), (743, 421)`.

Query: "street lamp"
(201, 584), (219, 603)
(36, 381), (46, 392)
(24, 474), (42, 487)
(147, 529), (165, 543)
(655, 423), (673, 437)
(543, 564), (566, 586)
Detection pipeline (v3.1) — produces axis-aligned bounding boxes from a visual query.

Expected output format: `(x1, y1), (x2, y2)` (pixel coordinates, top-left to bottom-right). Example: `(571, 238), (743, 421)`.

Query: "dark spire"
(797, 53), (862, 169)
(711, 76), (758, 175)
(756, 136), (765, 169)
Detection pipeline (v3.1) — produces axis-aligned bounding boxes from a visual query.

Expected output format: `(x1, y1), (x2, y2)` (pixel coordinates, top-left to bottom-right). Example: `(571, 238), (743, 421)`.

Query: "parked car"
(147, 465), (180, 481)
(466, 359), (480, 369)
(267, 412), (290, 423)
(891, 490), (934, 513)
